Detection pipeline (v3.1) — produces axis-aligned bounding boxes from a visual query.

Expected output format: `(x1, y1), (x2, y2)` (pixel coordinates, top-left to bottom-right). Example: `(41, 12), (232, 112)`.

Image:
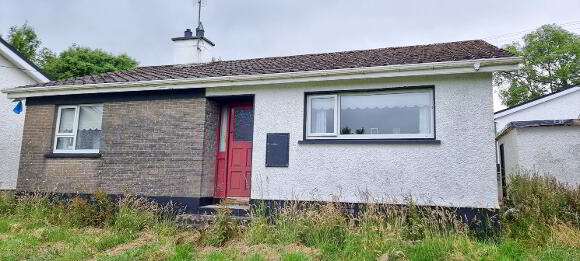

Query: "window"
(54, 105), (103, 153)
(306, 89), (434, 139)
(307, 95), (338, 136)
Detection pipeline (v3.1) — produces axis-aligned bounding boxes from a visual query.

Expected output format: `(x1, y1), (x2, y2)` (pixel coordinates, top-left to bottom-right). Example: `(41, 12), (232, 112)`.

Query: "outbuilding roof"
(19, 40), (513, 89)
(496, 119), (580, 139)
(0, 37), (51, 82)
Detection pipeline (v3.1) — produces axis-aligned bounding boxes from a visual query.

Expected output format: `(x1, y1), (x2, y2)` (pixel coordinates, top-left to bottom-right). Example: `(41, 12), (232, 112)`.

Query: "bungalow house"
(0, 37), (50, 190)
(495, 87), (580, 197)
(1, 27), (521, 213)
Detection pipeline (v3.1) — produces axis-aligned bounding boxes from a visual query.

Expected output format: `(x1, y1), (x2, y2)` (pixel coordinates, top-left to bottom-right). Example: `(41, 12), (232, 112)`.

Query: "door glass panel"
(234, 108), (253, 141)
(219, 106), (228, 152)
(58, 108), (76, 133)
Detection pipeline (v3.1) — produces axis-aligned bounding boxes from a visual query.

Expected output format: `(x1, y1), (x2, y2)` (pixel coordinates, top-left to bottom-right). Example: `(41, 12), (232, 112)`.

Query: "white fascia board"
(0, 42), (50, 83)
(494, 86), (580, 119)
(3, 57), (521, 99)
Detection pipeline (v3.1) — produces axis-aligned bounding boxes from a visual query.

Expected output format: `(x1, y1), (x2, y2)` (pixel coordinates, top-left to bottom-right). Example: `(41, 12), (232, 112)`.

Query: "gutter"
(495, 119), (580, 140)
(2, 57), (521, 99)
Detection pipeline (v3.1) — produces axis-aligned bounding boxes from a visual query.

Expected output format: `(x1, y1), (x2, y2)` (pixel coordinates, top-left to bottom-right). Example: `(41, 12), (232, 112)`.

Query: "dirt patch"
(9, 223), (23, 233)
(87, 232), (156, 261)
(284, 243), (321, 258)
(37, 241), (67, 253)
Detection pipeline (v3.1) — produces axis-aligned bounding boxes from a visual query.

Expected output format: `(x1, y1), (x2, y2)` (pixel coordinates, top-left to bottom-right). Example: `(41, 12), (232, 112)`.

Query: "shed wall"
(498, 126), (580, 186)
(0, 53), (37, 189)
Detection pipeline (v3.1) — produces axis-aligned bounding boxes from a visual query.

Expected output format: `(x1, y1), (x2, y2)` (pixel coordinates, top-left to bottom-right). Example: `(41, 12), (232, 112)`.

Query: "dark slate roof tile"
(21, 40), (514, 88)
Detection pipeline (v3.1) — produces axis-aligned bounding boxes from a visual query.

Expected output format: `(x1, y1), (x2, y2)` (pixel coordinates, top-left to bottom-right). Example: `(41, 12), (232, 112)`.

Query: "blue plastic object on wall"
(13, 100), (23, 114)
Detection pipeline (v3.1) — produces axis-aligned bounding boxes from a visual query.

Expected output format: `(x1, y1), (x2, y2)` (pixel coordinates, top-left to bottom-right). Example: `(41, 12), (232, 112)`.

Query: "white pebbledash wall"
(173, 39), (214, 64)
(0, 53), (36, 189)
(207, 72), (499, 209)
(498, 126), (580, 186)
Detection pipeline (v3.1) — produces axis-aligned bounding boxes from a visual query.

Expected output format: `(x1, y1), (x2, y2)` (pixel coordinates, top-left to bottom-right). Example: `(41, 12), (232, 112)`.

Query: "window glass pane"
(56, 137), (74, 150)
(340, 91), (432, 135)
(75, 105), (103, 150)
(310, 97), (335, 134)
(234, 108), (253, 141)
(58, 108), (76, 133)
(219, 106), (228, 152)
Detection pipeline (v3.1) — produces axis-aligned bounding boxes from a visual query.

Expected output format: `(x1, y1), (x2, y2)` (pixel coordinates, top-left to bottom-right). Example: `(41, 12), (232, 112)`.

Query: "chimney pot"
(184, 29), (193, 37)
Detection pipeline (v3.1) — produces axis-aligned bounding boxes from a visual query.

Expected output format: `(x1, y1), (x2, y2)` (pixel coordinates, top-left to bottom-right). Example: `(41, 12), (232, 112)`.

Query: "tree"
(2, 22), (52, 65)
(496, 24), (580, 107)
(42, 45), (138, 80)
(3, 22), (138, 80)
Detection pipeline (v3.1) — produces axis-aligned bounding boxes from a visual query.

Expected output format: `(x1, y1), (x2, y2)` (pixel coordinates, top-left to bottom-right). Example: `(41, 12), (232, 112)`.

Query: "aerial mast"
(195, 0), (206, 37)
(196, 0), (202, 28)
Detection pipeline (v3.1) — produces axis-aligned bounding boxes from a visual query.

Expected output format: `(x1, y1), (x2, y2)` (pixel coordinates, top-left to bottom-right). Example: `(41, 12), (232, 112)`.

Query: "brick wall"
(200, 99), (220, 197)
(17, 96), (216, 198)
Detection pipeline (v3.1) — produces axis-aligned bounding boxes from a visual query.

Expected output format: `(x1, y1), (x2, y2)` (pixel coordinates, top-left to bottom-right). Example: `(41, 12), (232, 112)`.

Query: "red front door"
(216, 103), (253, 198)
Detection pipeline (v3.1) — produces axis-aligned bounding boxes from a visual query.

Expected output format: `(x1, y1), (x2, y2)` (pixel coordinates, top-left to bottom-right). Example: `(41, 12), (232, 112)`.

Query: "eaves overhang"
(2, 56), (521, 99)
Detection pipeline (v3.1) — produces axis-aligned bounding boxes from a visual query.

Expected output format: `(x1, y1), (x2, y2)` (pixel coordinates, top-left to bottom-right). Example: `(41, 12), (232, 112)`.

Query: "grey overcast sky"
(1, 0), (579, 66)
(2, 0), (578, 110)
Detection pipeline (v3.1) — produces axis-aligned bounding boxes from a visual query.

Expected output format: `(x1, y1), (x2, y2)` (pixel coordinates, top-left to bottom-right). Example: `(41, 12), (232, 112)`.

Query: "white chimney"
(171, 23), (215, 64)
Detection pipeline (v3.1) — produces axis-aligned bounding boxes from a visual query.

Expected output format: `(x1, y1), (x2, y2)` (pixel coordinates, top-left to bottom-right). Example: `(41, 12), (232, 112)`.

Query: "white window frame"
(306, 89), (434, 140)
(306, 94), (339, 137)
(53, 104), (102, 153)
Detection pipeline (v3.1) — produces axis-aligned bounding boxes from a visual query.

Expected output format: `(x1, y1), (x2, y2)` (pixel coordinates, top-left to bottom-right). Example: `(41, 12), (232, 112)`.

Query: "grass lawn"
(0, 215), (321, 261)
(0, 213), (578, 261)
(0, 172), (578, 260)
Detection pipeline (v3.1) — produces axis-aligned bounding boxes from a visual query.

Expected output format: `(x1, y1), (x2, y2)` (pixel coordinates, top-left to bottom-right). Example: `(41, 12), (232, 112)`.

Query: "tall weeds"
(501, 170), (580, 246)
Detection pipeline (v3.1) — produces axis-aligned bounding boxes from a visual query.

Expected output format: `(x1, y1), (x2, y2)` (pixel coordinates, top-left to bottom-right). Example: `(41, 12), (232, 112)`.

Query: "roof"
(0, 37), (51, 81)
(496, 119), (580, 139)
(495, 86), (580, 117)
(19, 40), (513, 89)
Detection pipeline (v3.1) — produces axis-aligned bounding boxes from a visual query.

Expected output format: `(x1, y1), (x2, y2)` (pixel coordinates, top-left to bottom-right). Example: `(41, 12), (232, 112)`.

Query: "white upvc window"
(306, 94), (338, 136)
(54, 104), (103, 153)
(306, 89), (434, 139)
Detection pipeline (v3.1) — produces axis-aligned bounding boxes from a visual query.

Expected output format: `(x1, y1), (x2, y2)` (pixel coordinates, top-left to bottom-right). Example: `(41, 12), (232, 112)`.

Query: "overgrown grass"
(0, 171), (578, 260)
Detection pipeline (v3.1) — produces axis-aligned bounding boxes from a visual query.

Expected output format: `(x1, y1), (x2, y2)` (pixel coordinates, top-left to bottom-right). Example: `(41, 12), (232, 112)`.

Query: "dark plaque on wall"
(266, 133), (289, 167)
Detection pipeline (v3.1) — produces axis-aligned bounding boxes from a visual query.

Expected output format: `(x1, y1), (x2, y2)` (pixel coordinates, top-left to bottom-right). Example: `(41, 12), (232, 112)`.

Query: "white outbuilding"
(494, 87), (580, 198)
(0, 37), (50, 189)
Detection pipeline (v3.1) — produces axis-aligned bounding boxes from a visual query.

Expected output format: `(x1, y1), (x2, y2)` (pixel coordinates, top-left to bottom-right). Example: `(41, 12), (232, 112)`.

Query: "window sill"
(298, 139), (441, 144)
(44, 153), (102, 158)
